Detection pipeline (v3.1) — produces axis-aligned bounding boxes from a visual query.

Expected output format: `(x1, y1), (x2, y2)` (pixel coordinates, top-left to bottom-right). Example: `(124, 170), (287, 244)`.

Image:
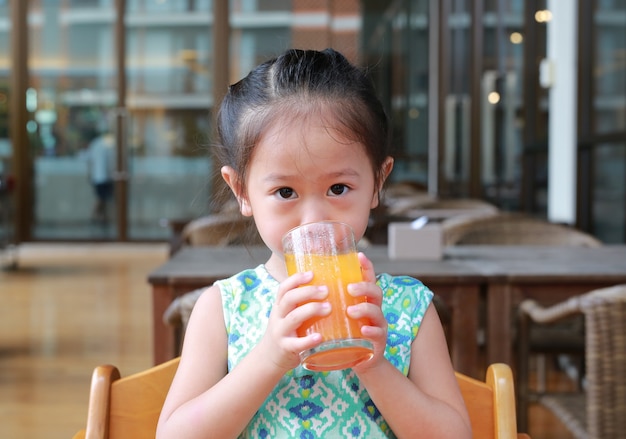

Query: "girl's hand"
(349, 252), (388, 372)
(258, 271), (330, 372)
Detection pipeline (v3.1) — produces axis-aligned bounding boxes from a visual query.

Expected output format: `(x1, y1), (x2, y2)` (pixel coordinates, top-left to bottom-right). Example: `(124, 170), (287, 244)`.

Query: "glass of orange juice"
(282, 221), (374, 371)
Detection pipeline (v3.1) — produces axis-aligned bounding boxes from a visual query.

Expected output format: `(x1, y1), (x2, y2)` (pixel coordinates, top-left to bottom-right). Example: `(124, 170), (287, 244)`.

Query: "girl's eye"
(277, 187), (295, 199)
(328, 184), (348, 196)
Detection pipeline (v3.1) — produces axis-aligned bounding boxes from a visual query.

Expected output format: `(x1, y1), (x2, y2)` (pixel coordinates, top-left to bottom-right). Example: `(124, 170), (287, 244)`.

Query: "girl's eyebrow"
(263, 169), (361, 183)
(327, 169), (361, 178)
(262, 173), (293, 183)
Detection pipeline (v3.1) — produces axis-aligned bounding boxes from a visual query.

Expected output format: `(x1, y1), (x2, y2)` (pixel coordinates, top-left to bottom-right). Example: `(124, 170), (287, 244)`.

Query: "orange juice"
(285, 251), (374, 371)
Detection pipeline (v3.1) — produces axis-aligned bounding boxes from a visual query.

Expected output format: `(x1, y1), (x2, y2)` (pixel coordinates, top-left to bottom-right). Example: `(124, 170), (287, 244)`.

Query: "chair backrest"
(180, 213), (260, 246)
(442, 212), (602, 247)
(581, 285), (626, 438)
(517, 284), (626, 438)
(73, 358), (179, 439)
(456, 363), (520, 439)
(74, 360), (526, 439)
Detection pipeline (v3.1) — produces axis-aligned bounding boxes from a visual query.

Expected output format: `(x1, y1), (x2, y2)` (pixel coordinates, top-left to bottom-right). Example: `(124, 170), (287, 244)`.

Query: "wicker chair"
(442, 212), (603, 408)
(401, 197), (499, 218)
(163, 287), (205, 333)
(164, 212), (261, 352)
(441, 213), (603, 247)
(516, 284), (626, 438)
(180, 212), (261, 247)
(369, 194), (497, 244)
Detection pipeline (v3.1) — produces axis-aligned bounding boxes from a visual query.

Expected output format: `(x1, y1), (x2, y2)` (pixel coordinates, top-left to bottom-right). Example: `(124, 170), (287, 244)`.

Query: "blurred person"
(85, 123), (115, 222)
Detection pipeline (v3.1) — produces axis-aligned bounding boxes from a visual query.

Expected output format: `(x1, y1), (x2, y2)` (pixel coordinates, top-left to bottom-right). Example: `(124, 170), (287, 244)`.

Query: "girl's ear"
(221, 166), (253, 216)
(371, 156), (395, 209)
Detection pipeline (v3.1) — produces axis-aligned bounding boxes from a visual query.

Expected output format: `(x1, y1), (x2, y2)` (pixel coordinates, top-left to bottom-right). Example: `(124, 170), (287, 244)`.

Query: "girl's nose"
(299, 201), (329, 225)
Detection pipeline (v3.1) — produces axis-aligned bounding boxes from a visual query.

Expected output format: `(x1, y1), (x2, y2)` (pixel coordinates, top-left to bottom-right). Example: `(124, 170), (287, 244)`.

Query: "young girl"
(157, 48), (471, 439)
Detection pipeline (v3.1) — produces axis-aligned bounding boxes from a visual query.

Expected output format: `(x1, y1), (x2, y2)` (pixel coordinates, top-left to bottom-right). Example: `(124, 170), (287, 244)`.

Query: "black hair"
(214, 48), (391, 198)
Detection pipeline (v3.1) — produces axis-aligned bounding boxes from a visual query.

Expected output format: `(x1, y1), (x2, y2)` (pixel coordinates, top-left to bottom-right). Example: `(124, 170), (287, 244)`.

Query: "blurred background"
(0, 2), (624, 438)
(0, 0), (624, 245)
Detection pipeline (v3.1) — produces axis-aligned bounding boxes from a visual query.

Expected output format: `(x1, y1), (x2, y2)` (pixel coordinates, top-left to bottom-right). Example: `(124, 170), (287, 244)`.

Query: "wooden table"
(148, 245), (484, 376)
(450, 245), (626, 366)
(147, 245), (626, 377)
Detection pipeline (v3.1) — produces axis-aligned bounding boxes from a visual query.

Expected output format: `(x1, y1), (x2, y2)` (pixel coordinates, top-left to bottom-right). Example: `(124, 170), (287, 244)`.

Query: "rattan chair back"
(517, 284), (626, 439)
(180, 212), (260, 246)
(442, 213), (602, 247)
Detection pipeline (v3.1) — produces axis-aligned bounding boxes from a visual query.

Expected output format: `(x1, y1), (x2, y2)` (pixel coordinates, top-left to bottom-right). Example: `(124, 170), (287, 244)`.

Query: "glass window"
(125, 5), (213, 239)
(593, 142), (625, 242)
(0, 0), (10, 177)
(480, 2), (528, 209)
(127, 28), (211, 97)
(594, 2), (626, 134)
(230, 27), (291, 80)
(362, 0), (431, 188)
(124, 2), (292, 239)
(127, 0), (211, 13)
(27, 1), (119, 239)
(0, 0), (10, 250)
(259, 0), (291, 12)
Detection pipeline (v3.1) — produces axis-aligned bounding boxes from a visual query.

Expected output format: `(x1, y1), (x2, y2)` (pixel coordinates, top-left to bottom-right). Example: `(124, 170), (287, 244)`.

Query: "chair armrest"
(521, 284), (626, 325)
(518, 296), (581, 324)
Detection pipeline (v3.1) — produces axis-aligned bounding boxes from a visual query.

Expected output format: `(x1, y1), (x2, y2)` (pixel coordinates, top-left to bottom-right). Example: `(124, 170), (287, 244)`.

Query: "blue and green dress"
(215, 265), (433, 438)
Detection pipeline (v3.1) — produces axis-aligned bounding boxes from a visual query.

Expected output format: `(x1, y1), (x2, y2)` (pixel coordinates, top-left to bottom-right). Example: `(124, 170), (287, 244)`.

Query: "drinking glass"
(282, 221), (374, 371)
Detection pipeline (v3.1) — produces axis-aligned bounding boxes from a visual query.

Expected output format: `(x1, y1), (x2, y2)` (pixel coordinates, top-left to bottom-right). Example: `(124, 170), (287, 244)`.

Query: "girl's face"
(223, 113), (392, 258)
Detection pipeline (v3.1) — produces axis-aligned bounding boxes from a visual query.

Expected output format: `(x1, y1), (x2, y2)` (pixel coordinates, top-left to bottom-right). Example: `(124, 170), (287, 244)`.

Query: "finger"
(347, 302), (385, 326)
(359, 324), (387, 340)
(276, 284), (328, 318)
(283, 332), (324, 360)
(284, 301), (332, 333)
(347, 281), (382, 306)
(357, 252), (376, 283)
(277, 271), (314, 300)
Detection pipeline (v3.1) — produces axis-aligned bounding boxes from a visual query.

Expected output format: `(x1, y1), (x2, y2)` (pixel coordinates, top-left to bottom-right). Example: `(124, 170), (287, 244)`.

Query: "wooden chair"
(71, 357), (179, 439)
(517, 284), (626, 438)
(72, 359), (529, 438)
(458, 363), (530, 439)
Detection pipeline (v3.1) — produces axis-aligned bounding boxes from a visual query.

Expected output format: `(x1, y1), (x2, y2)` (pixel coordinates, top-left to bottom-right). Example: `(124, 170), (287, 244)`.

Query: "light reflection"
(510, 32), (523, 44)
(535, 10), (553, 23)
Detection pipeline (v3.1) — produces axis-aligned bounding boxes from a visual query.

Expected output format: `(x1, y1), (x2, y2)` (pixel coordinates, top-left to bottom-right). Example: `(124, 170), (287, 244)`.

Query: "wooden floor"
(0, 243), (574, 439)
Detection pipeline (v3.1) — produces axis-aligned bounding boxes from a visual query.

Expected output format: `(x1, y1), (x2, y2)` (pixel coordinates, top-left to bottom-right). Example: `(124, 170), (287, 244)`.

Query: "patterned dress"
(215, 265), (433, 439)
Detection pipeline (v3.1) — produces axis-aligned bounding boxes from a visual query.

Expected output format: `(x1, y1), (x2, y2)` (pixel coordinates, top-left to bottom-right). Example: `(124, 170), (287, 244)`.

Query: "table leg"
(435, 284), (481, 378)
(486, 283), (513, 366)
(152, 284), (177, 365)
(450, 285), (480, 377)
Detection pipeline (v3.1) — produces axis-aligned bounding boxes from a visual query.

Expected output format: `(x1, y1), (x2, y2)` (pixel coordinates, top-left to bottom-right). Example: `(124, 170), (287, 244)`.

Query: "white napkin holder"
(388, 220), (443, 260)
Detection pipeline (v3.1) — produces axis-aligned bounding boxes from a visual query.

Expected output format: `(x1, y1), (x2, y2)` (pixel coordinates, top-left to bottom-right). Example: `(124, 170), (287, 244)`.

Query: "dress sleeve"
(377, 273), (434, 375)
